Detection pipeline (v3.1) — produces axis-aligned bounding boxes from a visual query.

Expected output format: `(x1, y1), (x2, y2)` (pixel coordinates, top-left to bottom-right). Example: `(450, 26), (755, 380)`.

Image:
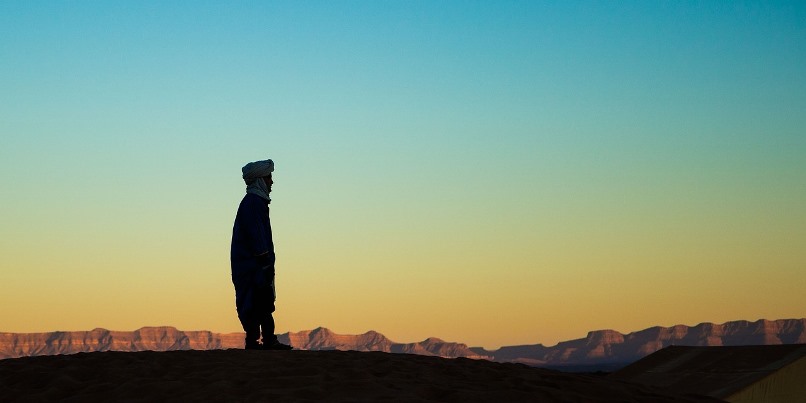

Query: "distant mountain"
(0, 327), (244, 359)
(3, 319), (804, 369)
(473, 318), (806, 370)
(0, 326), (488, 361)
(280, 327), (488, 359)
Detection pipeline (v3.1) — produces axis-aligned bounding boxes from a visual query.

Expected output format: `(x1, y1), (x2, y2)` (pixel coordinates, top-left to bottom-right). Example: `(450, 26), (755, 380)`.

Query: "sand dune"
(0, 349), (721, 402)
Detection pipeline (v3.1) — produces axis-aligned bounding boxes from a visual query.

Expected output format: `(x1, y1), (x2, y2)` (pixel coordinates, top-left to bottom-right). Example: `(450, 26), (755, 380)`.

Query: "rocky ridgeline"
(472, 318), (806, 366)
(2, 319), (804, 367)
(0, 326), (487, 360)
(0, 327), (244, 359)
(279, 327), (488, 359)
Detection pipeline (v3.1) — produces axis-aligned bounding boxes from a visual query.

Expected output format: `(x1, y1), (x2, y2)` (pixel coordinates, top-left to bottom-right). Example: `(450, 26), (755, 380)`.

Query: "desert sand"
(0, 349), (721, 402)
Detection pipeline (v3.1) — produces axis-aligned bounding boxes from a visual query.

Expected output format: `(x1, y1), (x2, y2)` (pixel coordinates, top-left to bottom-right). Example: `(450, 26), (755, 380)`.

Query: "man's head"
(242, 159), (274, 201)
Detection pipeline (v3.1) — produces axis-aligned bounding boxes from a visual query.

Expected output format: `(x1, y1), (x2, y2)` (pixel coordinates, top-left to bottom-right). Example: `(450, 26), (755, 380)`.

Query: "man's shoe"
(263, 341), (293, 350)
(245, 342), (263, 350)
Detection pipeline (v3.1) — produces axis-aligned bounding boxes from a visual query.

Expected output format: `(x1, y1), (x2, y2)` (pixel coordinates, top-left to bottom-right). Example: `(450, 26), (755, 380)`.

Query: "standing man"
(231, 158), (293, 350)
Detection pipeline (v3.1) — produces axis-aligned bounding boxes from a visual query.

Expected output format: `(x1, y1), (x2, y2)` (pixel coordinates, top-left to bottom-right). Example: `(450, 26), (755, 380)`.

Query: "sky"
(1, 1), (804, 349)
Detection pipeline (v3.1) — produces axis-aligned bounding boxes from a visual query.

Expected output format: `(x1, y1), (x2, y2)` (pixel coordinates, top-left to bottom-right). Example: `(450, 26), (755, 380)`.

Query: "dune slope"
(0, 349), (722, 402)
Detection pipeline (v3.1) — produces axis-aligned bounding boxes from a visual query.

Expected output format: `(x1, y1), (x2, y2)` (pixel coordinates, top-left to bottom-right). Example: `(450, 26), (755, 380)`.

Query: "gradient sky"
(1, 1), (804, 349)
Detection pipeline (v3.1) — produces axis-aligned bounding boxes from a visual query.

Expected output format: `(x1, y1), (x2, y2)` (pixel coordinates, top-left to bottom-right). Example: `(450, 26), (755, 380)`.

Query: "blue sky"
(1, 1), (804, 347)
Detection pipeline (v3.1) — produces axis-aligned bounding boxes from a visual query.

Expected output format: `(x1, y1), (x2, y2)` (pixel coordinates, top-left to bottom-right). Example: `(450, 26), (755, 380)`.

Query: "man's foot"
(263, 340), (293, 350)
(245, 341), (263, 350)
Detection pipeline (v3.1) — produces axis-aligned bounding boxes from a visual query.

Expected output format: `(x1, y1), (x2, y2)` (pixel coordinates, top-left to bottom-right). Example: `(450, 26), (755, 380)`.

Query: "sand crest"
(0, 349), (721, 402)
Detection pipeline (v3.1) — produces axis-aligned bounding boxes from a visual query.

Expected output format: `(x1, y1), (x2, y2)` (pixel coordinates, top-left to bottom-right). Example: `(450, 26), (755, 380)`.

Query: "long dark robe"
(230, 193), (275, 316)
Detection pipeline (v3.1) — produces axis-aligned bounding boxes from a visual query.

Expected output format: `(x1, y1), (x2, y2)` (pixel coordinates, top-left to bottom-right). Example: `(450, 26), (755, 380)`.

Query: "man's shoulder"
(241, 193), (266, 203)
(238, 193), (268, 211)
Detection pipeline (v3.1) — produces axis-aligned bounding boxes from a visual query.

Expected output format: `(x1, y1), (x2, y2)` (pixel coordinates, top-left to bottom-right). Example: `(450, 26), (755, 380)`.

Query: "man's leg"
(235, 284), (262, 349)
(238, 309), (261, 349)
(255, 279), (277, 345)
(259, 303), (277, 345)
(258, 277), (292, 350)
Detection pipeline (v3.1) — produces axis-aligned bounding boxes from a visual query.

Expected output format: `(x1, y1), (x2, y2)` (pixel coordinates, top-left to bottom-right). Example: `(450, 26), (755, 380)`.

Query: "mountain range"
(2, 318), (804, 370)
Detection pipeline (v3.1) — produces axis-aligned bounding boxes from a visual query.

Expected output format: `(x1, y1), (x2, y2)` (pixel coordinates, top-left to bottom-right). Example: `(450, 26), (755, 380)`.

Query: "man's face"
(263, 174), (273, 193)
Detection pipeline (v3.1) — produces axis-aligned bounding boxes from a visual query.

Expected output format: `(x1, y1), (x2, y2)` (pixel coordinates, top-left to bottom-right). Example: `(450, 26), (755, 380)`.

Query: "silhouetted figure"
(231, 159), (293, 350)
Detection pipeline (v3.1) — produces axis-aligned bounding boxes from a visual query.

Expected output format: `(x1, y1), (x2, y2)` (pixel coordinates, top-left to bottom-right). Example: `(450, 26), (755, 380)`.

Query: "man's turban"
(242, 159), (274, 202)
(242, 159), (274, 182)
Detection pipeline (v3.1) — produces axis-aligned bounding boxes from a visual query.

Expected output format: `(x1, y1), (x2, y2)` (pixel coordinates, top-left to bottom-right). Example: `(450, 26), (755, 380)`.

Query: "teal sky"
(1, 1), (804, 348)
